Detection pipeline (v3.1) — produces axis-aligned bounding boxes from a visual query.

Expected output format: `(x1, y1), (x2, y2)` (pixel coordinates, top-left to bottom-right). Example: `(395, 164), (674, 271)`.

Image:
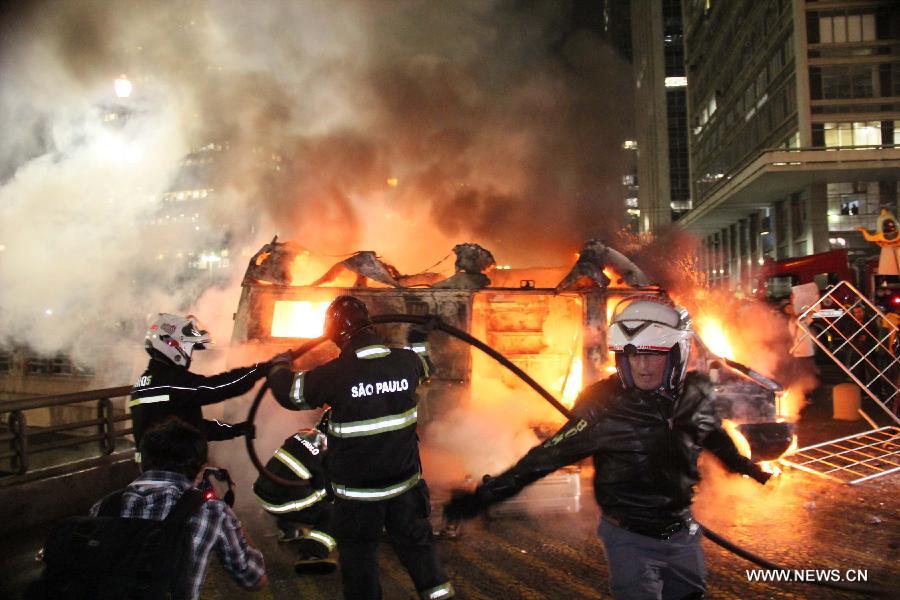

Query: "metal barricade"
(796, 281), (900, 425)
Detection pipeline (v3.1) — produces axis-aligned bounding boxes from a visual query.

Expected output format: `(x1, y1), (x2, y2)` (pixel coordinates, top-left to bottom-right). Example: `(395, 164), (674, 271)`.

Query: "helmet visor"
(180, 316), (212, 345)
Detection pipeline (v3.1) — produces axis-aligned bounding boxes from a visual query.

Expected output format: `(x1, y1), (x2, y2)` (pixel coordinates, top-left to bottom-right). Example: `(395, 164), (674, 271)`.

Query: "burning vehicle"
(232, 239), (658, 419)
(229, 238), (796, 497)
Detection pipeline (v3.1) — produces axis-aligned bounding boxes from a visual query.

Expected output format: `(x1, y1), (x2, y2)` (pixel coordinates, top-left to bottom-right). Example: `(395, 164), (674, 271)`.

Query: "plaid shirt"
(91, 470), (265, 599)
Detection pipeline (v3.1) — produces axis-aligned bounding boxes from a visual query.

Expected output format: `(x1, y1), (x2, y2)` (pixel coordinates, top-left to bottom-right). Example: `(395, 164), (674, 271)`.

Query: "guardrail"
(0, 385), (134, 486)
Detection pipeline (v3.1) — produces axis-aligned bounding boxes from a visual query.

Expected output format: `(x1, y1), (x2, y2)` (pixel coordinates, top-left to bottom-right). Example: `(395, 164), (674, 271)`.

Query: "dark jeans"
(598, 517), (707, 600)
(333, 481), (451, 600)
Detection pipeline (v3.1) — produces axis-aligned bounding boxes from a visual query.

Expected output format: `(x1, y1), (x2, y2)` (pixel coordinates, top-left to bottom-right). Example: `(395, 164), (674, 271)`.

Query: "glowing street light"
(114, 75), (133, 98)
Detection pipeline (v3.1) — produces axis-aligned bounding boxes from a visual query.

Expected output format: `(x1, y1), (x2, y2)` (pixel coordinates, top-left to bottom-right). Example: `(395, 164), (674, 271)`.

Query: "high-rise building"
(626, 0), (692, 232)
(597, 1), (640, 231)
(677, 0), (900, 289)
(601, 0), (634, 62)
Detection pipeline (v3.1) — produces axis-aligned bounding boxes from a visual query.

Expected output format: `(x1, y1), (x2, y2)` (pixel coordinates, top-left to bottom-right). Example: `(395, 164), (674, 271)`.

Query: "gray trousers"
(598, 518), (707, 600)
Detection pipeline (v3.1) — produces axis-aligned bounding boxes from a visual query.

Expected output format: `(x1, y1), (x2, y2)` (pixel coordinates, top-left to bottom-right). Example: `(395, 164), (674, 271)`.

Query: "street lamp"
(114, 75), (132, 98)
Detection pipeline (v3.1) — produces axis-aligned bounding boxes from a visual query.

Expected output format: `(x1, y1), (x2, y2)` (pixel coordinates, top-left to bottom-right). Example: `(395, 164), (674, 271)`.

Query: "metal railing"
(0, 385), (134, 485)
(780, 426), (900, 485)
(787, 281), (900, 484)
(797, 281), (900, 425)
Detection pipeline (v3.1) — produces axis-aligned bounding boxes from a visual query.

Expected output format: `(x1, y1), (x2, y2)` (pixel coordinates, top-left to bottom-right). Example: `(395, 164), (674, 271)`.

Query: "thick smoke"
(0, 0), (633, 371)
(624, 227), (818, 418)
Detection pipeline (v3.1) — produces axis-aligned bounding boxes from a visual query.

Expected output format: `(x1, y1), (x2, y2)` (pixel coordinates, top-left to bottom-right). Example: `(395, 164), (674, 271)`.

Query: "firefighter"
(130, 313), (286, 455)
(253, 411), (337, 574)
(267, 296), (455, 600)
(445, 296), (771, 600)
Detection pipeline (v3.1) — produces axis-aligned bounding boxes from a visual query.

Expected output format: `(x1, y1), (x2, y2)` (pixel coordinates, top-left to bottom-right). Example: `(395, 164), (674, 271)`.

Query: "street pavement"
(194, 387), (898, 600)
(1, 380), (897, 599)
(198, 471), (896, 599)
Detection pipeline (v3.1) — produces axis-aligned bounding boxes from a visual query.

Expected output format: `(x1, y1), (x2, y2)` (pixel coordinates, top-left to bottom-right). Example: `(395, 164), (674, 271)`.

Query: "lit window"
(788, 132), (800, 148)
(665, 76), (687, 88)
(853, 121), (880, 146)
(840, 199), (859, 215)
(823, 121), (881, 147)
(847, 15), (861, 42)
(862, 14), (876, 41)
(625, 197), (639, 208)
(834, 16), (846, 42)
(819, 14), (876, 44)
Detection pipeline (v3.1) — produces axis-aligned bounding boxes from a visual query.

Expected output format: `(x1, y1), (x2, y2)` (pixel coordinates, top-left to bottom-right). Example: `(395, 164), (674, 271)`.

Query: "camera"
(199, 467), (235, 507)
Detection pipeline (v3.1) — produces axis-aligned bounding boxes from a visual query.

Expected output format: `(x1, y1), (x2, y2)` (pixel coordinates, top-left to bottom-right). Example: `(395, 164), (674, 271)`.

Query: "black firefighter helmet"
(323, 295), (373, 347)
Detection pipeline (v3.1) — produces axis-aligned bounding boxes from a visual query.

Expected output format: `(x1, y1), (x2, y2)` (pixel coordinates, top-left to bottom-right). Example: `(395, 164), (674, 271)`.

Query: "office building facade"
(677, 0), (900, 289)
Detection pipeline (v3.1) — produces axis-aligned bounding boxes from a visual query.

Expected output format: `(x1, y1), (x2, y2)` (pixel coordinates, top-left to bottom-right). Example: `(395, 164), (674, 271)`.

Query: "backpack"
(29, 487), (205, 600)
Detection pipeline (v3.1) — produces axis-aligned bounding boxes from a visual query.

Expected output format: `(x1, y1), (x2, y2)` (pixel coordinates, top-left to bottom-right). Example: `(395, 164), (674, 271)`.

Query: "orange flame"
(721, 419), (752, 458)
(695, 316), (735, 359)
(469, 294), (583, 420)
(254, 251), (271, 267)
(760, 461), (783, 477)
(722, 420), (794, 479)
(783, 434), (799, 456)
(560, 356), (583, 405)
(271, 300), (331, 338)
(776, 387), (806, 420)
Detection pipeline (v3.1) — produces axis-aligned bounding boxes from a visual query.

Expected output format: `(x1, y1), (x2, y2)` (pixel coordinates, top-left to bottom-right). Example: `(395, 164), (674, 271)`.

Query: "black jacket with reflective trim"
(269, 331), (427, 490)
(130, 358), (265, 446)
(253, 432), (327, 506)
(479, 372), (766, 531)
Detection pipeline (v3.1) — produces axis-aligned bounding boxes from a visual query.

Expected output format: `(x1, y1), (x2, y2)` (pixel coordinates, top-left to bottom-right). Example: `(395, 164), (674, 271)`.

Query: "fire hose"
(244, 313), (889, 596)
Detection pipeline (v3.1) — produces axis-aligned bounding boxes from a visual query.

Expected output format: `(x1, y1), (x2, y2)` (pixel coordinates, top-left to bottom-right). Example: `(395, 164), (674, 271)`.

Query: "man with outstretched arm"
(445, 297), (770, 600)
(130, 313), (289, 454)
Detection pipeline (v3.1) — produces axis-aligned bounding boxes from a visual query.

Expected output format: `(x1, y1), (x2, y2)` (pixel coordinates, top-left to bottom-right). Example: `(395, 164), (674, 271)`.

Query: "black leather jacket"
(130, 358), (266, 446)
(478, 372), (767, 532)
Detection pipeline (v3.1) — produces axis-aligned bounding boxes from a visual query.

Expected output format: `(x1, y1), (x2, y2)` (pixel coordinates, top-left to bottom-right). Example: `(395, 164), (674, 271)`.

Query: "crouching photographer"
(31, 417), (267, 599)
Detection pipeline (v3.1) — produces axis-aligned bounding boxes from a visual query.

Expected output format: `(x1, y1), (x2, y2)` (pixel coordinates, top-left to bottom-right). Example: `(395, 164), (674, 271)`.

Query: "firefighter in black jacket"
(268, 296), (455, 600)
(130, 313), (281, 455)
(253, 412), (337, 574)
(445, 297), (771, 600)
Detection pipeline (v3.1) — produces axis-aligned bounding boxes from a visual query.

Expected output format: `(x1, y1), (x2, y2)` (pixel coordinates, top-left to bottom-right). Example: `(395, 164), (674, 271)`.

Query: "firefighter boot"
(294, 552), (338, 575)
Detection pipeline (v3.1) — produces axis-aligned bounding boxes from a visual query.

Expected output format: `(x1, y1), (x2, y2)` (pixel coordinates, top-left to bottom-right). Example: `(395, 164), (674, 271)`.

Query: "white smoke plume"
(0, 0), (633, 375)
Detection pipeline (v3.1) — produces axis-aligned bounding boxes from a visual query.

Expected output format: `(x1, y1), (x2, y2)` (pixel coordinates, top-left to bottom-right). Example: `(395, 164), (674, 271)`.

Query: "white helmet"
(608, 296), (693, 393)
(144, 313), (211, 367)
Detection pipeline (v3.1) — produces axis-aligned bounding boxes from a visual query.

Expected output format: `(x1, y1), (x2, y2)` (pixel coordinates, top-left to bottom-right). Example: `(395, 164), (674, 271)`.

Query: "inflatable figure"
(857, 208), (900, 275)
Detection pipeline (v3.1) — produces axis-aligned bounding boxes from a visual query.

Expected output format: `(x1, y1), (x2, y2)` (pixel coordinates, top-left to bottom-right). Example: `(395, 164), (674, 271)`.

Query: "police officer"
(268, 296), (455, 600)
(445, 297), (771, 600)
(253, 411), (337, 574)
(130, 313), (283, 453)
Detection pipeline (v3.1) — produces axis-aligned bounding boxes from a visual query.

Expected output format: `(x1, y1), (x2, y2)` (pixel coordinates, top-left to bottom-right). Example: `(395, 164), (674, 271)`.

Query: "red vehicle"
(755, 250), (856, 303)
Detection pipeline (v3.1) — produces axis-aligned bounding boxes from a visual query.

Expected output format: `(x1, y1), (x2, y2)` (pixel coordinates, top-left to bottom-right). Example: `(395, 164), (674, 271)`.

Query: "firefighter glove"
(268, 351), (295, 370)
(443, 486), (493, 521)
(747, 464), (772, 485)
(233, 421), (256, 440)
